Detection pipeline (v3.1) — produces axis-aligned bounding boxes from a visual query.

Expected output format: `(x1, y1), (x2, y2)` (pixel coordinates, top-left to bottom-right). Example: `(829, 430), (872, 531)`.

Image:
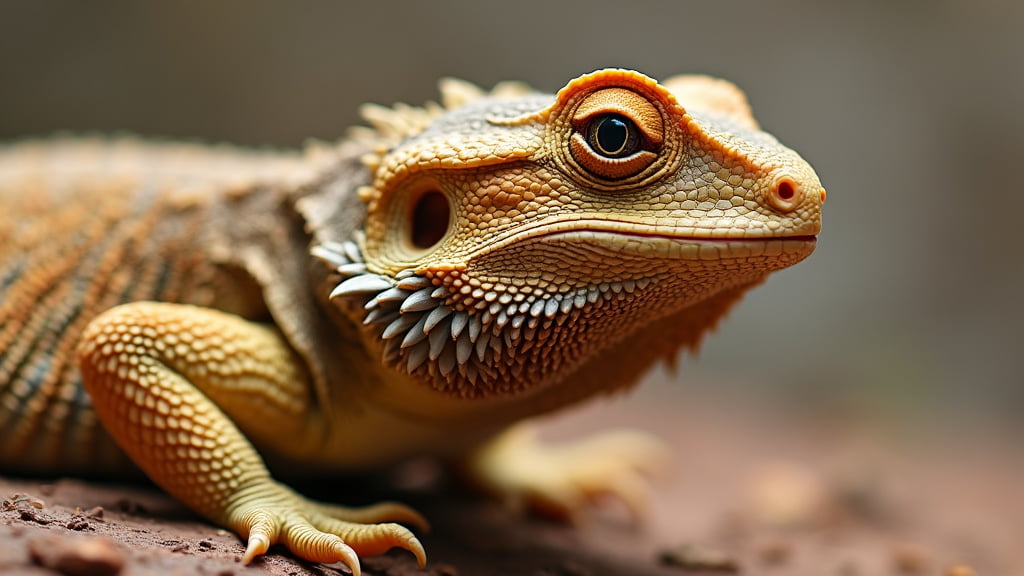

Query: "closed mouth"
(478, 219), (818, 260)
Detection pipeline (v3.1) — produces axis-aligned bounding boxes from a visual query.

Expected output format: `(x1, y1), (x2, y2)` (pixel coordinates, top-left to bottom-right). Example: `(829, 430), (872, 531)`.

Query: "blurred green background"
(2, 1), (1021, 429)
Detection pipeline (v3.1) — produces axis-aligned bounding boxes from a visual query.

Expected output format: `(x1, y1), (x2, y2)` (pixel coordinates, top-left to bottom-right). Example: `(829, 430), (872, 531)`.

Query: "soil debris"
(66, 514), (95, 531)
(3, 492), (46, 510)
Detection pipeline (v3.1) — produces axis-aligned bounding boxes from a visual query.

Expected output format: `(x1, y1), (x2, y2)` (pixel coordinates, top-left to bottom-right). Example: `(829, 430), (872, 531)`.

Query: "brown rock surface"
(2, 390), (1020, 575)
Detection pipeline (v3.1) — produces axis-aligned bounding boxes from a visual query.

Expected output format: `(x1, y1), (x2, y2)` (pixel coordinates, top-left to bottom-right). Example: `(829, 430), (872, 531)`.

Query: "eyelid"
(571, 88), (665, 147)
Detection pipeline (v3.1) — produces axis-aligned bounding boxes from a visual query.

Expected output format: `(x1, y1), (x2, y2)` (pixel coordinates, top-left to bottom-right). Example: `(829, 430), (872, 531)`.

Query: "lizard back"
(0, 137), (311, 474)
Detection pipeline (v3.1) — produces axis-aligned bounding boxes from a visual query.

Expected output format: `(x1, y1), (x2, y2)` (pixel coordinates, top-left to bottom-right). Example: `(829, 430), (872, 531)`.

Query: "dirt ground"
(2, 386), (1021, 576)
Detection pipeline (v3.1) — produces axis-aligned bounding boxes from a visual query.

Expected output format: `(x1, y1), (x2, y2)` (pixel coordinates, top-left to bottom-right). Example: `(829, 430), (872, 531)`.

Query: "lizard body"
(0, 70), (824, 573)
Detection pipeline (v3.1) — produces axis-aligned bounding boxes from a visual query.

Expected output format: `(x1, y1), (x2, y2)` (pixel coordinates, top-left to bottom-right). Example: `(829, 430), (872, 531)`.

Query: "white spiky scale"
(365, 309), (398, 326)
(495, 310), (509, 329)
(330, 275), (393, 299)
(423, 305), (453, 333)
(374, 287), (412, 304)
(396, 276), (432, 290)
(310, 244), (350, 269)
(560, 298), (573, 315)
(450, 312), (469, 339)
(475, 332), (490, 362)
(529, 299), (546, 318)
(400, 287), (438, 313)
(400, 315), (431, 349)
(383, 314), (420, 340)
(335, 263), (368, 276)
(544, 299), (560, 318)
(468, 315), (482, 341)
(406, 341), (430, 372)
(428, 324), (450, 361)
(438, 347), (457, 376)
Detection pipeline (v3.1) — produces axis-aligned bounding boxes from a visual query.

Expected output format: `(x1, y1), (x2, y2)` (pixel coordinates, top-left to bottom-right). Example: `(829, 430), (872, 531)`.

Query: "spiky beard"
(312, 240), (651, 398)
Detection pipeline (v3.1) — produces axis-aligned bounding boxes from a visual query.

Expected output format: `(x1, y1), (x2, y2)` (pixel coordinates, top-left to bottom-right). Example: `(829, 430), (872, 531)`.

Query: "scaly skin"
(0, 69), (824, 574)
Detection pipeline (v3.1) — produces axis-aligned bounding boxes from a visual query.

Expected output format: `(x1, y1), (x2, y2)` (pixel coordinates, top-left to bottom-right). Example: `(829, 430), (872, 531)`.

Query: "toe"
(282, 521), (362, 574)
(237, 509), (281, 564)
(316, 518), (427, 569)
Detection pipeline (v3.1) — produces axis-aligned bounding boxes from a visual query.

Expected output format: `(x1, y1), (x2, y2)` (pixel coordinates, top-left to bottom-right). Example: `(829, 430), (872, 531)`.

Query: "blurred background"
(1, 0), (1021, 431)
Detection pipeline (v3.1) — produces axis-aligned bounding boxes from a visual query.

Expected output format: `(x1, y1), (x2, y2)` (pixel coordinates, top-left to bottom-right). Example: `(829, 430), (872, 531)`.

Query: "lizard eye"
(587, 114), (640, 158)
(568, 88), (664, 181)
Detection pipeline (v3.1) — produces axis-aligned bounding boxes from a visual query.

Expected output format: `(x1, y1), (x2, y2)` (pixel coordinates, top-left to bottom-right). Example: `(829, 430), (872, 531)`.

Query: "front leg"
(77, 302), (425, 575)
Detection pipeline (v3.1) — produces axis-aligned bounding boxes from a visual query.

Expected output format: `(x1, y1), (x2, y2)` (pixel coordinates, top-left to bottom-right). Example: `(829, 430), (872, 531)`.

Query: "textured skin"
(0, 70), (824, 573)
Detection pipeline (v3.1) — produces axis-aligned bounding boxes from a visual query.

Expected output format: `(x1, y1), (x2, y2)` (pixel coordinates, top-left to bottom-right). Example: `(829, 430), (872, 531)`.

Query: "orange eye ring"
(567, 88), (665, 181)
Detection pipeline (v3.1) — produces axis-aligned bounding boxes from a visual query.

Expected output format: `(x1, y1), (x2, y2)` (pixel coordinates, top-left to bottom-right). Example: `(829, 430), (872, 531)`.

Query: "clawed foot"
(466, 424), (671, 522)
(225, 482), (428, 575)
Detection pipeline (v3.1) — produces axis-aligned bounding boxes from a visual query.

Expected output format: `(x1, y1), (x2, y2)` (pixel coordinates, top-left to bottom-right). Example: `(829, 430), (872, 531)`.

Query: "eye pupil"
(589, 114), (637, 158)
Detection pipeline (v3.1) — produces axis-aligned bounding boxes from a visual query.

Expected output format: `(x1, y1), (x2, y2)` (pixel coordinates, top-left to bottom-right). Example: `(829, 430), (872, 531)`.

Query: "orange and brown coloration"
(0, 69), (824, 575)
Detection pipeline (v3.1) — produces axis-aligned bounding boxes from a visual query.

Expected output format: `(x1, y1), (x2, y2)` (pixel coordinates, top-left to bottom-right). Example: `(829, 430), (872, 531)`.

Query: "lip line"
(496, 220), (819, 245)
(555, 228), (819, 243)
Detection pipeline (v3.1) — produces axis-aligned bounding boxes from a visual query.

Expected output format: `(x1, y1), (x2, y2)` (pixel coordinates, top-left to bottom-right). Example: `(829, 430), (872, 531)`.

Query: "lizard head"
(314, 69), (824, 400)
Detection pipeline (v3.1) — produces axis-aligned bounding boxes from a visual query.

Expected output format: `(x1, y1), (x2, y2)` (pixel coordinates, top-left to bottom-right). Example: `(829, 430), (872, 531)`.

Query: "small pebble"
(29, 535), (125, 576)
(892, 543), (931, 574)
(660, 544), (740, 572)
(556, 560), (590, 576)
(756, 539), (792, 565)
(745, 461), (828, 527)
(835, 560), (860, 576)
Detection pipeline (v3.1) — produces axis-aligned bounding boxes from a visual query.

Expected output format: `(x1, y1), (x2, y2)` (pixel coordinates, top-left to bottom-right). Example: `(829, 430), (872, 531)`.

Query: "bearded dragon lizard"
(0, 69), (824, 574)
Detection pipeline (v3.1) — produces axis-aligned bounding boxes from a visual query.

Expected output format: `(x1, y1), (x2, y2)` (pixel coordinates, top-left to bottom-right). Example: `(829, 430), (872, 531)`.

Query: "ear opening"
(409, 189), (452, 250)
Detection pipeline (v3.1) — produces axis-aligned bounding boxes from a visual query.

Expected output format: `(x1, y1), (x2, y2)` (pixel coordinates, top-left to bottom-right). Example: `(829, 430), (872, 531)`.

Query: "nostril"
(768, 177), (801, 212)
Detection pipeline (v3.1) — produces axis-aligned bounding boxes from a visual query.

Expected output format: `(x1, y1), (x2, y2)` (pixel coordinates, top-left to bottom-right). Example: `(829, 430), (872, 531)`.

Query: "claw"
(239, 509), (279, 564)
(334, 542), (362, 576)
(242, 533), (271, 565)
